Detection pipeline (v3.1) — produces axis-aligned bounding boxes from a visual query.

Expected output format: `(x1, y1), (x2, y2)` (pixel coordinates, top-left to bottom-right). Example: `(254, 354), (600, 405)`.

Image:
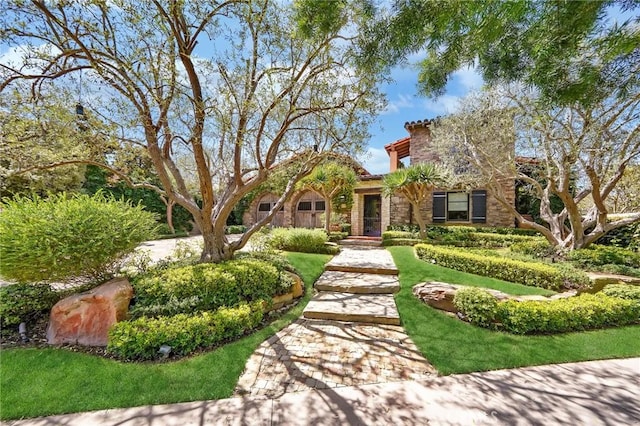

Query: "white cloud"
(382, 94), (415, 115)
(361, 146), (390, 175)
(423, 94), (462, 116)
(452, 66), (483, 91)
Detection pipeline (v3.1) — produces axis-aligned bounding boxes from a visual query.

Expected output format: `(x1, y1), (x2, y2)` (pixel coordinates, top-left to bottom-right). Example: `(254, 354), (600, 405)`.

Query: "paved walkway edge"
(5, 357), (639, 426)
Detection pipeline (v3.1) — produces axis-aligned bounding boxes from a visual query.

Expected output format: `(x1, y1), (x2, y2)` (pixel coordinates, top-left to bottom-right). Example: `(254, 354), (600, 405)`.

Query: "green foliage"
(225, 225), (247, 234)
(510, 239), (557, 258)
(0, 283), (59, 328)
(383, 230), (419, 240)
(383, 228), (539, 248)
(234, 251), (294, 273)
(496, 294), (640, 335)
(596, 221), (640, 252)
(327, 231), (348, 242)
(415, 243), (589, 290)
(131, 259), (286, 318)
(453, 288), (498, 328)
(265, 228), (338, 254)
(107, 302), (264, 360)
(387, 224), (539, 236)
(83, 166), (193, 233)
(602, 284), (640, 304)
(364, 1), (640, 106)
(382, 238), (423, 247)
(568, 245), (640, 269)
(0, 192), (157, 282)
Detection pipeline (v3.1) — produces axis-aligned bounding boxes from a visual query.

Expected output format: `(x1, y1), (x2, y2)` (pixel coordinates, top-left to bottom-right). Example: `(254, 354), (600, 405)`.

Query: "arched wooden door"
(294, 191), (325, 228)
(256, 194), (284, 227)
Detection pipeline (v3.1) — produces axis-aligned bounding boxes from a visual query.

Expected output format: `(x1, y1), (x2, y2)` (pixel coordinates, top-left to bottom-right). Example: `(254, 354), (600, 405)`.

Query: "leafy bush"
(510, 239), (557, 258)
(328, 231), (348, 242)
(382, 238), (423, 247)
(0, 283), (59, 328)
(382, 230), (419, 240)
(568, 245), (640, 269)
(266, 228), (337, 254)
(463, 233), (539, 248)
(453, 288), (498, 328)
(225, 225), (247, 234)
(602, 284), (640, 303)
(108, 301), (264, 360)
(594, 264), (640, 278)
(0, 193), (157, 282)
(234, 250), (294, 273)
(415, 244), (589, 290)
(595, 221), (640, 252)
(496, 293), (640, 334)
(132, 259), (285, 317)
(474, 227), (540, 236)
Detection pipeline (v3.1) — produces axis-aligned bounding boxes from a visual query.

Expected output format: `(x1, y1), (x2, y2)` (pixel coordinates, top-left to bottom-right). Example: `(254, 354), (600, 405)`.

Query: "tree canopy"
(430, 86), (640, 250)
(0, 0), (382, 262)
(361, 0), (640, 106)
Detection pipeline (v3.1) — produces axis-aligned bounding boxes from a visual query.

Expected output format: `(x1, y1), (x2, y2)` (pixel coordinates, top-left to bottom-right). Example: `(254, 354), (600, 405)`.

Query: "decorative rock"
(413, 281), (579, 314)
(286, 271), (304, 298)
(47, 277), (133, 346)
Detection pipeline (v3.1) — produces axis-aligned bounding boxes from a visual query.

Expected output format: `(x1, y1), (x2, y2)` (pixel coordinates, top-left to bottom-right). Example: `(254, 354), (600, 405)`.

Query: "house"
(243, 119), (516, 235)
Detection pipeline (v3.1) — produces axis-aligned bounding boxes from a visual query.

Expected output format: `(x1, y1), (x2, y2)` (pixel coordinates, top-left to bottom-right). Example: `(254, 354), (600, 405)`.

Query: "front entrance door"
(363, 194), (381, 236)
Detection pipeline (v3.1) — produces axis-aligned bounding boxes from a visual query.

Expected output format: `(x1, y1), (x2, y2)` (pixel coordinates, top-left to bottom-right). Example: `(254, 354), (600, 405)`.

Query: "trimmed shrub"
(567, 245), (640, 269)
(107, 301), (264, 360)
(234, 251), (294, 273)
(382, 238), (423, 247)
(225, 225), (247, 234)
(462, 233), (540, 248)
(131, 259), (285, 318)
(510, 239), (557, 258)
(415, 244), (589, 290)
(0, 193), (157, 282)
(496, 293), (640, 334)
(0, 283), (59, 328)
(453, 288), (498, 328)
(474, 227), (540, 236)
(328, 231), (348, 242)
(595, 221), (640, 252)
(602, 284), (640, 303)
(382, 230), (419, 241)
(266, 228), (337, 254)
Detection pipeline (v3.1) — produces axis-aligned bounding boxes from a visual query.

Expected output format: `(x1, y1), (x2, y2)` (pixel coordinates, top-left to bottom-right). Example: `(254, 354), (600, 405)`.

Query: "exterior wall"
(409, 126), (439, 164)
(389, 195), (412, 226)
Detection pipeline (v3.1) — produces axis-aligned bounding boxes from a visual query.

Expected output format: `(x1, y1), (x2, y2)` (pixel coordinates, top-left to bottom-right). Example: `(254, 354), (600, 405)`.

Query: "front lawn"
(0, 252), (330, 421)
(389, 246), (640, 375)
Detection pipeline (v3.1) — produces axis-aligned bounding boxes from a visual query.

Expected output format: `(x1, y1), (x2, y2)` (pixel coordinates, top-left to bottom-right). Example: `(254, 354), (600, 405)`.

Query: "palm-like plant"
(382, 163), (451, 238)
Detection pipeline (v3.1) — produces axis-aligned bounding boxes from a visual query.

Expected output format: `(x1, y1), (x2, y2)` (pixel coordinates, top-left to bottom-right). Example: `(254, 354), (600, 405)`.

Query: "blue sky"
(363, 62), (483, 175)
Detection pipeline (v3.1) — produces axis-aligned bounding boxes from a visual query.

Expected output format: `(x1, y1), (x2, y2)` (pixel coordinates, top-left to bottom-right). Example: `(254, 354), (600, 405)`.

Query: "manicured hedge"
(0, 283), (59, 328)
(451, 288), (640, 334)
(415, 244), (589, 290)
(510, 239), (557, 258)
(266, 228), (339, 254)
(602, 284), (640, 304)
(383, 229), (538, 248)
(496, 294), (640, 334)
(568, 245), (640, 268)
(131, 259), (289, 318)
(453, 287), (498, 327)
(107, 302), (264, 360)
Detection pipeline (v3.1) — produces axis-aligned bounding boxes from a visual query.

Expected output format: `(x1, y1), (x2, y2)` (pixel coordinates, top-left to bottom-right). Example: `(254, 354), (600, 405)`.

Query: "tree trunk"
(166, 200), (175, 234)
(324, 199), (333, 233)
(411, 200), (428, 239)
(197, 216), (234, 262)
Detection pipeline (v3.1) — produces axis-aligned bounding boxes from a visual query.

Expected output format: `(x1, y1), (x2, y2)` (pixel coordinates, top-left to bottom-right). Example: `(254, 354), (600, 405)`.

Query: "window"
(297, 201), (312, 211)
(258, 202), (271, 212)
(447, 192), (469, 221)
(315, 200), (326, 211)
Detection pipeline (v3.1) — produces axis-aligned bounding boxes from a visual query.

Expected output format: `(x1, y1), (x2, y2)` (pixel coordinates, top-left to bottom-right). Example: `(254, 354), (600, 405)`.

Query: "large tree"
(361, 0), (639, 106)
(431, 86), (640, 250)
(0, 0), (380, 262)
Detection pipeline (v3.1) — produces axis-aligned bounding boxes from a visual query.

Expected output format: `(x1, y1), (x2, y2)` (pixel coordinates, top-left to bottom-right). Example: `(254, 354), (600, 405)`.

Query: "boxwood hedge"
(415, 243), (589, 290)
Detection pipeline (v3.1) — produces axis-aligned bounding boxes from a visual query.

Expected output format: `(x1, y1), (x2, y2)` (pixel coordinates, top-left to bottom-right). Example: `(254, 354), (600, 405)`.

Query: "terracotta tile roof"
(383, 136), (411, 158)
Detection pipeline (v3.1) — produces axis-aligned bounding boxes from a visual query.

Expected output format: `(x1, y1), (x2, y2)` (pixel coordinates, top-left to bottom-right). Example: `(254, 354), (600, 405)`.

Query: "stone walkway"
(234, 246), (435, 397)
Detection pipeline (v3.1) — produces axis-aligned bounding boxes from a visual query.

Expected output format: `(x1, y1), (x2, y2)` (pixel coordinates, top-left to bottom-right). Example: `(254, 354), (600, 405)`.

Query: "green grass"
(0, 252), (330, 420)
(389, 246), (640, 375)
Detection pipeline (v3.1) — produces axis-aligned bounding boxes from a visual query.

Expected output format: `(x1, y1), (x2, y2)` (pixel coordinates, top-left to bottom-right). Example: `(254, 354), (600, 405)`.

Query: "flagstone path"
(234, 246), (435, 397)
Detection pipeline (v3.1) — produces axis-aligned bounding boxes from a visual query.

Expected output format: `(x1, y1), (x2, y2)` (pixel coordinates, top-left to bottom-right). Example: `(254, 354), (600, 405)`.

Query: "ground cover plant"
(389, 246), (640, 375)
(0, 252), (330, 420)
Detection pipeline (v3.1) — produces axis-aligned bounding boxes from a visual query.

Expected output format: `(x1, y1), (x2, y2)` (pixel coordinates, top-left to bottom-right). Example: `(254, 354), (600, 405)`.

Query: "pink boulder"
(47, 277), (133, 346)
